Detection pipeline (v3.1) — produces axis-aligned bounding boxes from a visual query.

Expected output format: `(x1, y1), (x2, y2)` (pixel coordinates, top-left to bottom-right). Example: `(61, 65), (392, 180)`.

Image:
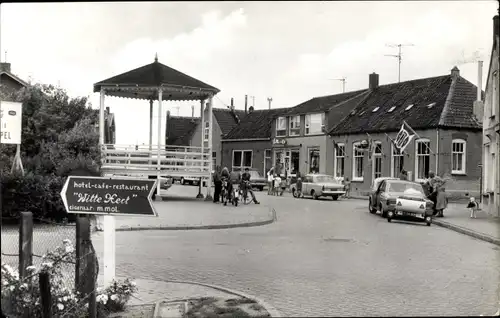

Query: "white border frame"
(352, 141), (364, 182)
(414, 138), (430, 183)
(451, 139), (466, 175)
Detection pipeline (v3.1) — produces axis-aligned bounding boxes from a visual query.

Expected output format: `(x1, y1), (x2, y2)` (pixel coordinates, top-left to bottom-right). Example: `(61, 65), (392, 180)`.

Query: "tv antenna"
(267, 97), (273, 110)
(329, 77), (347, 93)
(454, 49), (487, 66)
(4, 50), (7, 63)
(384, 43), (415, 82)
(174, 105), (180, 116)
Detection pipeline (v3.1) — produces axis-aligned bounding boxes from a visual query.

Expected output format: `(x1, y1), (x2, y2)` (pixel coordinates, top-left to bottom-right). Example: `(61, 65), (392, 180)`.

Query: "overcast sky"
(1, 1), (498, 145)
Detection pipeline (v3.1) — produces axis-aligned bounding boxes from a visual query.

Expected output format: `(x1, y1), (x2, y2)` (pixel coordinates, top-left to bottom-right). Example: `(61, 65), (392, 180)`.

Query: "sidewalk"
(96, 185), (275, 231)
(97, 276), (282, 317)
(432, 203), (500, 246)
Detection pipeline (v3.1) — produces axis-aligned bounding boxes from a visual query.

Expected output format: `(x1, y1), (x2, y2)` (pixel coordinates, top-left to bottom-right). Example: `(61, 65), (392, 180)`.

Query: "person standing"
(267, 166), (275, 195)
(399, 169), (408, 180)
(213, 166), (222, 203)
(228, 168), (242, 202)
(241, 168), (260, 204)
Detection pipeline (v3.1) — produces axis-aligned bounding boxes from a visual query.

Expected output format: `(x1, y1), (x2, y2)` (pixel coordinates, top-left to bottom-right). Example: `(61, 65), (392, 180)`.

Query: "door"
(374, 181), (386, 207)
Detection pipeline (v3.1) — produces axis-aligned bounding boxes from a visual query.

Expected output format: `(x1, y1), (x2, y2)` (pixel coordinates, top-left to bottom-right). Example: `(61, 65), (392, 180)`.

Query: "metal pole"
(398, 45), (402, 83)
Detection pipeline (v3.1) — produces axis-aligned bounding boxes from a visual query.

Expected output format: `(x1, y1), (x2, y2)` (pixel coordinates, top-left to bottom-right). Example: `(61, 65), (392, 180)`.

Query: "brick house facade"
(329, 70), (483, 199)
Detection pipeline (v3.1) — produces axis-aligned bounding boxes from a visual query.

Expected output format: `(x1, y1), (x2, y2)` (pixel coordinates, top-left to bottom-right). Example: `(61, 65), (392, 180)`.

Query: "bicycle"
(221, 179), (229, 206)
(241, 180), (254, 205)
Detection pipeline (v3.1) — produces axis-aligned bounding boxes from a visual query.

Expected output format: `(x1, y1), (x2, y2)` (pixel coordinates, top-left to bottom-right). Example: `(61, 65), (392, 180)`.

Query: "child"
(343, 177), (351, 198)
(273, 174), (281, 196)
(467, 197), (479, 218)
(280, 175), (287, 196)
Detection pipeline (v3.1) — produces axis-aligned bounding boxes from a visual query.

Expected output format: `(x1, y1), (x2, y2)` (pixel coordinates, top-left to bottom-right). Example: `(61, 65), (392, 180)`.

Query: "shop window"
(451, 139), (466, 174)
(289, 115), (301, 136)
(308, 148), (320, 174)
(276, 117), (287, 137)
(305, 113), (325, 135)
(352, 142), (364, 181)
(335, 143), (345, 179)
(415, 139), (430, 182)
(291, 150), (300, 175)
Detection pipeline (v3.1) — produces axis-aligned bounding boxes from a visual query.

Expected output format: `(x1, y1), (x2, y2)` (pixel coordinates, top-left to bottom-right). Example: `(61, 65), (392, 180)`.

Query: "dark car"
(248, 169), (267, 191)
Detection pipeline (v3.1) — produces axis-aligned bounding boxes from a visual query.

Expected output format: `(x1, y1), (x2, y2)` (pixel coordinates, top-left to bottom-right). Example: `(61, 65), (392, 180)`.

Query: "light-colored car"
(248, 169), (267, 191)
(290, 174), (346, 200)
(369, 178), (432, 218)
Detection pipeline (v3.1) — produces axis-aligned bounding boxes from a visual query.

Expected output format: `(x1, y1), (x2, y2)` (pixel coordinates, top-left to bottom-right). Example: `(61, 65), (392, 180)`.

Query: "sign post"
(0, 101), (24, 175)
(60, 176), (158, 286)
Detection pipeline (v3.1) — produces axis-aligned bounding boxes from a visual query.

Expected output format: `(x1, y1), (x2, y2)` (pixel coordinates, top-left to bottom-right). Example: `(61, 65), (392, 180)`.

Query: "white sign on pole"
(0, 101), (23, 144)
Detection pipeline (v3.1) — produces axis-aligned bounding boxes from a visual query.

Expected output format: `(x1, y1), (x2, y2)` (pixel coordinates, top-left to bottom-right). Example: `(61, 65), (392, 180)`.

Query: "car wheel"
(387, 217), (392, 223)
(311, 190), (318, 200)
(292, 188), (298, 198)
(331, 195), (339, 201)
(369, 199), (377, 214)
(381, 204), (387, 218)
(181, 178), (185, 185)
(426, 216), (432, 226)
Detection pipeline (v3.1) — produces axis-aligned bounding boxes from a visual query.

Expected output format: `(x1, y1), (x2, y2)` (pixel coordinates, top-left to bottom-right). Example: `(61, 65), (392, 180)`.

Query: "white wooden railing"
(101, 144), (211, 175)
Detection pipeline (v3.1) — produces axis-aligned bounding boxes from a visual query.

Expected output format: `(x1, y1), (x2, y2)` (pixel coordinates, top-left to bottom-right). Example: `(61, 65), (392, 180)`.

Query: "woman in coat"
(213, 166), (222, 203)
(433, 174), (449, 217)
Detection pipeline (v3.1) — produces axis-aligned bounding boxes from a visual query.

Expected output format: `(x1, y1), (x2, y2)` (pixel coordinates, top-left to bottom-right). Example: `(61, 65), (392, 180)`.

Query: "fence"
(0, 212), (106, 317)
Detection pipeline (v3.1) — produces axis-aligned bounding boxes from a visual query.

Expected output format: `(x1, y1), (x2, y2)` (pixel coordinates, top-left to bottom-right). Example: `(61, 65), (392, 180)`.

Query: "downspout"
(435, 129), (439, 175)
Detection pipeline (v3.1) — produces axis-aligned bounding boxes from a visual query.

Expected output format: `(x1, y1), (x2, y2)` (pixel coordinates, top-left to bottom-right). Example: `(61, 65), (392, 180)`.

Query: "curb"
(98, 208), (277, 232)
(432, 218), (500, 246)
(154, 279), (283, 318)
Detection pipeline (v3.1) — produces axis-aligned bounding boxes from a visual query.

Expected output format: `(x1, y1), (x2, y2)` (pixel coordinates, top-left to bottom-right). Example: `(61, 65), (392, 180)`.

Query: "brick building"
(329, 69), (483, 199)
(482, 15), (500, 216)
(221, 107), (289, 175)
(270, 89), (369, 178)
(190, 103), (246, 171)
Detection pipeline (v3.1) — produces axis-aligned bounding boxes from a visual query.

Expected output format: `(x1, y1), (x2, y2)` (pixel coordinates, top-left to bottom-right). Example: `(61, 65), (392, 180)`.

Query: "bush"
(1, 240), (138, 318)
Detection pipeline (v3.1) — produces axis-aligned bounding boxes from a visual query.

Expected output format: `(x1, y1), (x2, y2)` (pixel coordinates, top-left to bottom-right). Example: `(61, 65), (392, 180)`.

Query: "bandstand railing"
(101, 144), (211, 175)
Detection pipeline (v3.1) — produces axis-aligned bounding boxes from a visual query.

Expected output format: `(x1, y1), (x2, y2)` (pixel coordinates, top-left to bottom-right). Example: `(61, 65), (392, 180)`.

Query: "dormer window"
(405, 104), (414, 111)
(388, 106), (396, 113)
(427, 102), (436, 109)
(289, 115), (301, 136)
(305, 113), (325, 135)
(276, 117), (287, 137)
(372, 107), (380, 113)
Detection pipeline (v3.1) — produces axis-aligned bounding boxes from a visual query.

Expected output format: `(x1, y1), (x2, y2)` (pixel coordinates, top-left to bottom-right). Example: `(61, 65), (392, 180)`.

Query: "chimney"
(0, 62), (11, 73)
(473, 61), (484, 123)
(369, 73), (379, 89)
(451, 66), (460, 79)
(249, 106), (254, 113)
(244, 95), (248, 114)
(191, 105), (195, 118)
(494, 15), (499, 40)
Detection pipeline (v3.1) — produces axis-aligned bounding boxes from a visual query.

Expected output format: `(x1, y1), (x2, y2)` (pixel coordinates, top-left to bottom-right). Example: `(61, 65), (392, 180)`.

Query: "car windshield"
(249, 171), (262, 178)
(314, 176), (338, 183)
(388, 182), (423, 194)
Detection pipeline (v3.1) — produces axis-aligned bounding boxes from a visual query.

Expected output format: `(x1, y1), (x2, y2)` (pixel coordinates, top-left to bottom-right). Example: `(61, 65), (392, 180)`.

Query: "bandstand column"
(205, 95), (214, 200)
(99, 88), (106, 145)
(197, 98), (205, 199)
(149, 99), (153, 151)
(156, 88), (163, 199)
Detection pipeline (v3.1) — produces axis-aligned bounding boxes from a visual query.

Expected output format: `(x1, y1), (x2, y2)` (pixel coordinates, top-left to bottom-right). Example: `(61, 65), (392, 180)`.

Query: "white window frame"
(276, 117), (287, 137)
(390, 143), (404, 178)
(288, 115), (301, 136)
(232, 150), (253, 171)
(334, 143), (345, 179)
(212, 151), (216, 172)
(305, 113), (325, 135)
(203, 121), (209, 141)
(451, 139), (466, 175)
(372, 141), (382, 179)
(414, 138), (431, 183)
(352, 142), (364, 182)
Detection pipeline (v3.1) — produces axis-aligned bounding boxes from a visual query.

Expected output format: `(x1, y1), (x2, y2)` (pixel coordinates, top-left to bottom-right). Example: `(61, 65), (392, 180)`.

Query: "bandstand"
(94, 55), (220, 199)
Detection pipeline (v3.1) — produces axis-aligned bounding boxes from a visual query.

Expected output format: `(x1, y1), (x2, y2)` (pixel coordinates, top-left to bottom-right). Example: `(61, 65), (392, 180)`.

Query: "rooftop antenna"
(384, 43), (415, 82)
(267, 97), (273, 110)
(4, 50), (7, 63)
(329, 77), (347, 93)
(174, 105), (180, 116)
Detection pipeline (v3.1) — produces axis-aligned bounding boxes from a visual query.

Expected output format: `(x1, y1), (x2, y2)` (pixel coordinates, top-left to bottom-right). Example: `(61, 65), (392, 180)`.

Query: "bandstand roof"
(93, 56), (220, 101)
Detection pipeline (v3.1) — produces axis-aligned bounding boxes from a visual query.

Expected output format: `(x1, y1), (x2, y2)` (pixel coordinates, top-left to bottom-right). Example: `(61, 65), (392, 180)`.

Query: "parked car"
(290, 174), (345, 200)
(248, 169), (267, 191)
(171, 176), (200, 186)
(369, 178), (433, 219)
(389, 187), (434, 226)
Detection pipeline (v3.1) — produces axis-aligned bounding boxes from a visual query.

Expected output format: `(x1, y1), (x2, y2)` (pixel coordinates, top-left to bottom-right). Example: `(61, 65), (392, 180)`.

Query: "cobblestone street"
(92, 193), (500, 317)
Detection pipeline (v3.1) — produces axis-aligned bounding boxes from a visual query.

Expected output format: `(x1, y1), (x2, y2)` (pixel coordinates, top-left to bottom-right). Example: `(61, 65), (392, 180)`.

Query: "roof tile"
(165, 115), (200, 146)
(224, 108), (289, 140)
(213, 108), (247, 136)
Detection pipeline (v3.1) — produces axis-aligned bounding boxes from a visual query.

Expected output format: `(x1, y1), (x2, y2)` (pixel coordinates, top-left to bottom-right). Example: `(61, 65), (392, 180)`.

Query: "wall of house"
(190, 112), (223, 168)
(482, 29), (500, 216)
(331, 128), (482, 198)
(221, 140), (272, 175)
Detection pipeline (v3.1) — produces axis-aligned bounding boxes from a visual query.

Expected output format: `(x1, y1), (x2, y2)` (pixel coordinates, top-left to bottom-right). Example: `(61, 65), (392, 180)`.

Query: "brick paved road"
(92, 194), (500, 317)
